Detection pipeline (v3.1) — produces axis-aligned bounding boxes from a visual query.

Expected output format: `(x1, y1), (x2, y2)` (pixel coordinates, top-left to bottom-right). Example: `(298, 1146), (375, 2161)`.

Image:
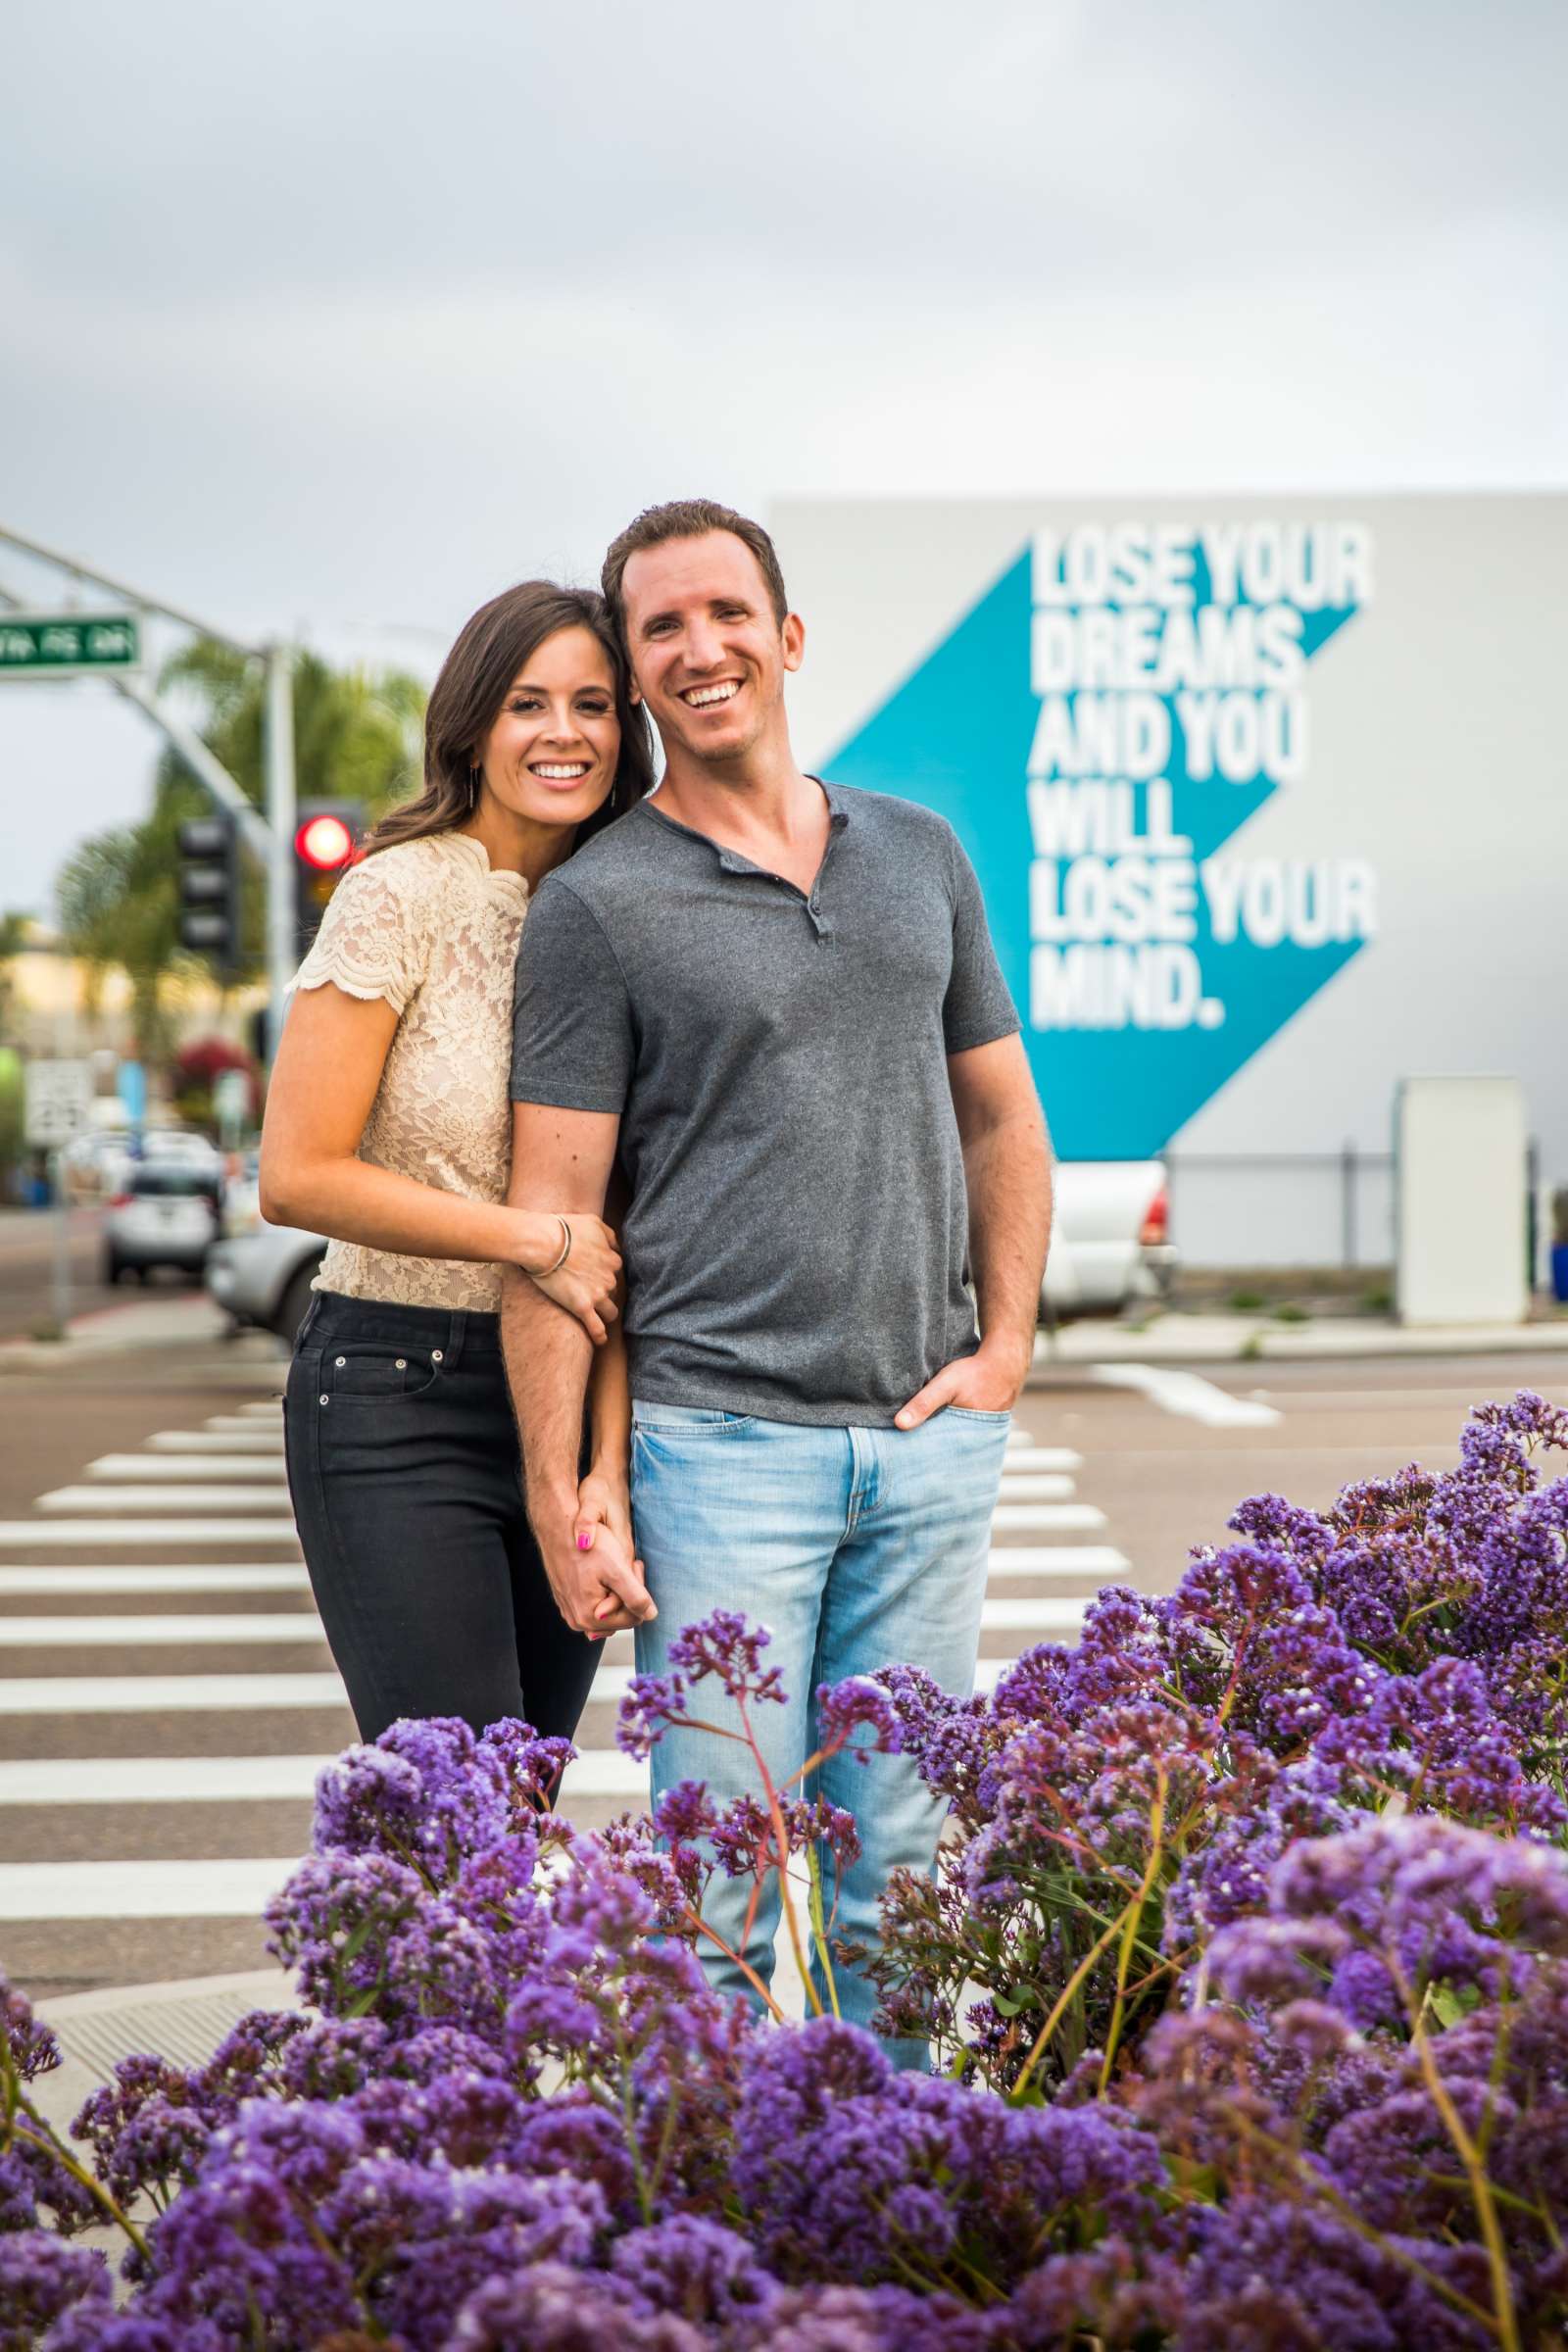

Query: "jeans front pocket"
(631, 1399), (758, 1437)
(325, 1344), (440, 1403)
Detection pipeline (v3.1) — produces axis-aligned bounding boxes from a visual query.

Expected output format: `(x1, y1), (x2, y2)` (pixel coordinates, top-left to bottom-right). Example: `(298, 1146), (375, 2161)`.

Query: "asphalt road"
(1, 1333), (1564, 2001)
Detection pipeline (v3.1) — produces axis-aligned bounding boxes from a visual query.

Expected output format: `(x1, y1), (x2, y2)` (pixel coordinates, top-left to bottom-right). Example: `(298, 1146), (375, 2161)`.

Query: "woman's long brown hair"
(365, 581), (655, 858)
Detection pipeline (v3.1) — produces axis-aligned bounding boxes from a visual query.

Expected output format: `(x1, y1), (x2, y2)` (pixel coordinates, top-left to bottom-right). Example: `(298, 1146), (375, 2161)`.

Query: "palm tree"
(55, 639), (426, 1054)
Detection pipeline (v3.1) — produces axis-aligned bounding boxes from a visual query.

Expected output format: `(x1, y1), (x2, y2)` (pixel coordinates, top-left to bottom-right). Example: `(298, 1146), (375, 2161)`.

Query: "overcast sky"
(3, 0), (1563, 914)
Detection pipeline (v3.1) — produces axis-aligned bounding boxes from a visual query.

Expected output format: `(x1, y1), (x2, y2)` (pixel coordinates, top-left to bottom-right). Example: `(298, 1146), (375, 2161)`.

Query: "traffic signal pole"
(0, 523), (298, 1060)
(265, 645), (296, 1057)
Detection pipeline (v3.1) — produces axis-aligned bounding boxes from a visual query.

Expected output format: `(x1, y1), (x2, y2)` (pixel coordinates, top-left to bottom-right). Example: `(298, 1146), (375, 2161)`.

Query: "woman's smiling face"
(473, 623), (622, 830)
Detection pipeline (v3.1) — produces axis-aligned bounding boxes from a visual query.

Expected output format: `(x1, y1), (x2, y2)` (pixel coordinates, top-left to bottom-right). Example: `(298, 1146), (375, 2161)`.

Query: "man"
(502, 499), (1053, 2061)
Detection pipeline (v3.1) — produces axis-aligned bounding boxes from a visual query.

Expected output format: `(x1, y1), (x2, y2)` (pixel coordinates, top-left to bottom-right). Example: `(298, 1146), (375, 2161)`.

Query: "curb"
(1027, 1316), (1568, 1372)
(31, 1968), (301, 2136)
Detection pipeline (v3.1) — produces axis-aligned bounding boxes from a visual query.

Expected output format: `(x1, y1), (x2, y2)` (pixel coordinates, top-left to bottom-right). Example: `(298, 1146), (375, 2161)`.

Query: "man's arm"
(895, 1033), (1054, 1429)
(501, 1102), (654, 1637)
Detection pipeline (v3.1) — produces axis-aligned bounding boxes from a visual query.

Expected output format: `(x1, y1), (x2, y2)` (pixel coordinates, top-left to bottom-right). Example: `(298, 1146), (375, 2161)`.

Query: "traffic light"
(176, 815), (241, 977)
(294, 800), (364, 958)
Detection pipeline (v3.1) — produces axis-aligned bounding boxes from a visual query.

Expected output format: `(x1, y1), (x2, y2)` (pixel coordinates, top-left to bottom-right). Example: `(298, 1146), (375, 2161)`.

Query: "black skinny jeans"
(283, 1292), (601, 1744)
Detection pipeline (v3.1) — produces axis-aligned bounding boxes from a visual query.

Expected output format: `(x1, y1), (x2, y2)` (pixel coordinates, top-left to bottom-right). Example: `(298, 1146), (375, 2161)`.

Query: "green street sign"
(0, 612), (141, 677)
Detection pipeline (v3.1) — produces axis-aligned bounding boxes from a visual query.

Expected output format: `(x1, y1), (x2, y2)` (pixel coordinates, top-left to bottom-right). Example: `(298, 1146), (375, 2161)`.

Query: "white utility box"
(1395, 1076), (1529, 1327)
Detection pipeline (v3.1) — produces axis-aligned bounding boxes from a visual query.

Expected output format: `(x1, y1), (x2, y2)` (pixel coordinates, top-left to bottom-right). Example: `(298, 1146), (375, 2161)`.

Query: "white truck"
(1043, 1160), (1174, 1321)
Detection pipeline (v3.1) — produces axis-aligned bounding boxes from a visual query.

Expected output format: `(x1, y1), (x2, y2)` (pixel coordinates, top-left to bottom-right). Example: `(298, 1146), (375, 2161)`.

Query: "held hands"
(894, 1336), (1031, 1430)
(541, 1472), (656, 1642)
(523, 1212), (621, 1345)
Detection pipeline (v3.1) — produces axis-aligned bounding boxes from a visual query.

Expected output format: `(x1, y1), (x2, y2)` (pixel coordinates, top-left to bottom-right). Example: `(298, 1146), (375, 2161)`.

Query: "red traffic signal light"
(292, 800), (366, 959)
(294, 812), (357, 871)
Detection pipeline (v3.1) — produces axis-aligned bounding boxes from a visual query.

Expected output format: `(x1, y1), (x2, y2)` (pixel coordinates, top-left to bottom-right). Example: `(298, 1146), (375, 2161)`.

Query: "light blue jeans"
(630, 1398), (1009, 2067)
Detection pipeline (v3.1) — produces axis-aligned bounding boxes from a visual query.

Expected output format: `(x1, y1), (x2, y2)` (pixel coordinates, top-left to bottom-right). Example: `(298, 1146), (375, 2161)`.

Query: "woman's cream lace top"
(291, 832), (528, 1312)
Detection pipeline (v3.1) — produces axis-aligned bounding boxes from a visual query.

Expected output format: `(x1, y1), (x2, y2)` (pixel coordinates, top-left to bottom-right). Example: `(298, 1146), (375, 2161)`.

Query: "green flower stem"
(1391, 1953), (1520, 2352)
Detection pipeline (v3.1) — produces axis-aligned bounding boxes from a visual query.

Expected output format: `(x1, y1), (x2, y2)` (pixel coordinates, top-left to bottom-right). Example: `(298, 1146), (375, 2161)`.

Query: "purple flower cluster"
(876, 1390), (1568, 2094)
(1, 1398), (1564, 2349)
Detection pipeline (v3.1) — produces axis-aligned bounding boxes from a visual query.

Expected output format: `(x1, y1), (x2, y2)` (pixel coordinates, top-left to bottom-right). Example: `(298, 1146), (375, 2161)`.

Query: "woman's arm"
(260, 982), (620, 1334)
(573, 1316), (637, 1566)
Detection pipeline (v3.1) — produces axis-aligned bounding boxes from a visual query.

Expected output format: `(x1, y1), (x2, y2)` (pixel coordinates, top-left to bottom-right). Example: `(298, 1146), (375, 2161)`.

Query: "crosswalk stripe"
(986, 1544), (1128, 1577)
(990, 1502), (1106, 1531)
(0, 1859), (299, 1921)
(1003, 1446), (1082, 1471)
(0, 1614), (327, 1647)
(996, 1473), (1074, 1500)
(982, 1597), (1093, 1634)
(0, 1750), (658, 1805)
(0, 1563), (312, 1596)
(0, 1635), (1085, 1720)
(0, 1520), (302, 1547)
(84, 1457), (289, 1483)
(0, 1672), (347, 1713)
(205, 1412), (284, 1434)
(146, 1432), (286, 1453)
(230, 1401), (283, 1418)
(40, 1486), (296, 1513)
(1091, 1363), (1284, 1429)
(0, 1755), (333, 1802)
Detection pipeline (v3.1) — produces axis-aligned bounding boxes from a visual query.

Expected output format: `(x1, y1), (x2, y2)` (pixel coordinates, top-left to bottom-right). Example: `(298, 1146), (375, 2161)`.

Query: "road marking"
(1004, 1447), (1083, 1472)
(0, 1672), (347, 1713)
(981, 1597), (1090, 1634)
(146, 1431), (285, 1453)
(205, 1412), (284, 1434)
(39, 1486), (297, 1513)
(84, 1456), (289, 1483)
(986, 1545), (1129, 1577)
(0, 1521), (302, 1547)
(990, 1502), (1106, 1531)
(561, 1752), (651, 1799)
(997, 1474), (1075, 1500)
(0, 1563), (312, 1596)
(1091, 1364), (1284, 1429)
(0, 1750), (661, 1805)
(0, 1614), (327, 1647)
(0, 1755), (333, 1803)
(0, 1859), (301, 1921)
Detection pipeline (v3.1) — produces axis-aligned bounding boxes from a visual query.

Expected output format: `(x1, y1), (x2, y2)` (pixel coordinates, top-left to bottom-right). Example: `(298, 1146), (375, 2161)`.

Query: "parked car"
(1043, 1160), (1175, 1319)
(206, 1178), (324, 1344)
(207, 1157), (1174, 1340)
(104, 1162), (222, 1283)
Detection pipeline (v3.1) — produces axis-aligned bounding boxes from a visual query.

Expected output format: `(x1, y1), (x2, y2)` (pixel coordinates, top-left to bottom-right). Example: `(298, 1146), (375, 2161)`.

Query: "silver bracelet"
(538, 1215), (571, 1278)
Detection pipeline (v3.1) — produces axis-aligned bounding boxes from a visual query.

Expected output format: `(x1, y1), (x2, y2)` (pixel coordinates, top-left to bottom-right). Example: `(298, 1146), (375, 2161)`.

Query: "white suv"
(105, 1162), (221, 1283)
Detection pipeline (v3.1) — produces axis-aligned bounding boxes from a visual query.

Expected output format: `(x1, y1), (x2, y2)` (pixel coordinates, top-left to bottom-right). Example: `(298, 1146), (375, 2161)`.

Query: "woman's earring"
(467, 766), (481, 807)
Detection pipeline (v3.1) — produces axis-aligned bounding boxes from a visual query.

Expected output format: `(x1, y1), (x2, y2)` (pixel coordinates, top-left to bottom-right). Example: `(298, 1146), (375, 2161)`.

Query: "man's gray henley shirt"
(509, 778), (1020, 1427)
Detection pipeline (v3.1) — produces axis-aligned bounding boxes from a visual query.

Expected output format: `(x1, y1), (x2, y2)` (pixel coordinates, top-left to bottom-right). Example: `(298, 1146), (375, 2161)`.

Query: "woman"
(261, 582), (655, 1746)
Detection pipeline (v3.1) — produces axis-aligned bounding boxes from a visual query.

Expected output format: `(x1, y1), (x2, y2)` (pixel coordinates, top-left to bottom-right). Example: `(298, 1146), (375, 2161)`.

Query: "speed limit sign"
(24, 1060), (95, 1151)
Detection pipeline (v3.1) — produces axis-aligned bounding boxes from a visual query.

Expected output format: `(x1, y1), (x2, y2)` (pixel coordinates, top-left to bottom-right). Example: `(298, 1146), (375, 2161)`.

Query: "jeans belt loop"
(445, 1309), (466, 1370)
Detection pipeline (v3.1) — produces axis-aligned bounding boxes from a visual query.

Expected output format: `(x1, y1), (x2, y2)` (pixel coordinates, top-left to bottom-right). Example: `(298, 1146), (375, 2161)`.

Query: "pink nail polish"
(577, 1531), (592, 1550)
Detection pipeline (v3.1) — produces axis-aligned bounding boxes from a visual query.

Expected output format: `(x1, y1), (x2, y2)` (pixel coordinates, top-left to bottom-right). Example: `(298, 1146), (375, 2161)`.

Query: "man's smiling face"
(619, 530), (803, 768)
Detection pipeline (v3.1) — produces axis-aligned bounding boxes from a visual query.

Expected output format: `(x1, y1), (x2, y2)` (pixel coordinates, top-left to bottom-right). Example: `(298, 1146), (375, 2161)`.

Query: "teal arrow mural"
(824, 541), (1368, 1158)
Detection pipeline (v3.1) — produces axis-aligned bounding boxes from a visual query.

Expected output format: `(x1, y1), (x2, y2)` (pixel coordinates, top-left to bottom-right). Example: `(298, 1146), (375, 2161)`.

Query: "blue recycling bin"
(1553, 1243), (1568, 1304)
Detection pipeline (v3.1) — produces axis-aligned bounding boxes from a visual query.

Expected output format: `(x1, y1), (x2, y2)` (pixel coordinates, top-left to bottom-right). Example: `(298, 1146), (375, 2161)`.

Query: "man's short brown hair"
(602, 499), (790, 635)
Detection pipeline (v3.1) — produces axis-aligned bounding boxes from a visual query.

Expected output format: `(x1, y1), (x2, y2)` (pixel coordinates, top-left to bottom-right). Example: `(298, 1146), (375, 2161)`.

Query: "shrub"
(2, 1396), (1565, 2350)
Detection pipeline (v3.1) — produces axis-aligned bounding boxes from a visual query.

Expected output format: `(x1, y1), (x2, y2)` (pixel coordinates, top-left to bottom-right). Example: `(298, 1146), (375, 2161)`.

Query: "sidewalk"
(1030, 1305), (1568, 1370)
(0, 1290), (256, 1376)
(7, 1286), (1568, 1378)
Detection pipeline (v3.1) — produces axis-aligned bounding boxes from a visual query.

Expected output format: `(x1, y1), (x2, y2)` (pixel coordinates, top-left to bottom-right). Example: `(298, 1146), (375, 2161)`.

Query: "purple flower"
(666, 1610), (787, 1707)
(813, 1676), (903, 1761)
(617, 1671), (689, 1760)
(0, 2232), (108, 2349)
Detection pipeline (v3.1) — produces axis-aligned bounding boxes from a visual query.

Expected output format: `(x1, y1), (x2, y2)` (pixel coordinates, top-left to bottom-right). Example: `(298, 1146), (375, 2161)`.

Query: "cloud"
(0, 0), (1562, 911)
